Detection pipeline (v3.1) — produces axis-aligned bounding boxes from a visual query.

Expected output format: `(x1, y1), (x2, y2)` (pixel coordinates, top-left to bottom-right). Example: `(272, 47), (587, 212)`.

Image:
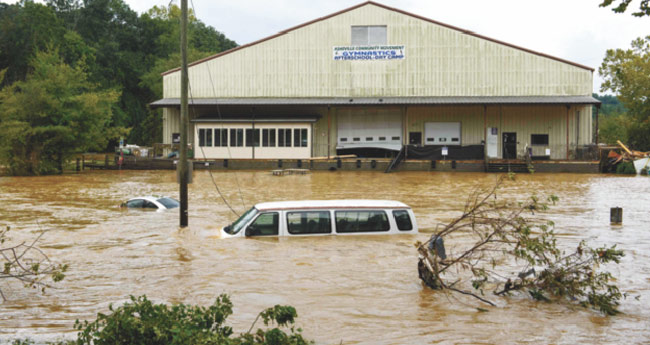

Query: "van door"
(245, 212), (279, 236)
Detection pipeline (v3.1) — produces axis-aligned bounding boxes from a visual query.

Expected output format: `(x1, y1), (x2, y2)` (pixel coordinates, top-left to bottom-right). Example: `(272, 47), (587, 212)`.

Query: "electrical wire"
(189, 0), (248, 213)
(189, 85), (241, 217)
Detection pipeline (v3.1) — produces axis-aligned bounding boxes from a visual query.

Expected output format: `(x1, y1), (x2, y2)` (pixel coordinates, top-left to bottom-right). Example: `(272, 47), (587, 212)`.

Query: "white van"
(220, 200), (418, 238)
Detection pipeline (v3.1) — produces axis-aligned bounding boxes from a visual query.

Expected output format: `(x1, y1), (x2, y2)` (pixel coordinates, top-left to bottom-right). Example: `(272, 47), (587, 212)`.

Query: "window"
(278, 128), (292, 147)
(392, 210), (413, 231)
(351, 25), (387, 45)
(366, 137), (373, 141)
(301, 129), (308, 147)
(245, 128), (260, 147)
(245, 213), (279, 236)
(214, 128), (228, 147)
(262, 129), (276, 147)
(409, 132), (422, 145)
(294, 129), (301, 147)
(126, 199), (144, 208)
(157, 197), (179, 209)
(391, 136), (400, 141)
(340, 138), (347, 142)
(198, 128), (212, 147)
(353, 137), (360, 142)
(287, 211), (331, 235)
(531, 134), (549, 146)
(230, 128), (244, 147)
(335, 210), (390, 233)
(214, 129), (228, 147)
(143, 201), (158, 209)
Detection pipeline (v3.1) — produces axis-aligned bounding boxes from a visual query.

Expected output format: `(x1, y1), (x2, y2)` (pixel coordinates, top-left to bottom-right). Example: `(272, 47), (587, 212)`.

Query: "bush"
(615, 161), (637, 174)
(73, 295), (312, 345)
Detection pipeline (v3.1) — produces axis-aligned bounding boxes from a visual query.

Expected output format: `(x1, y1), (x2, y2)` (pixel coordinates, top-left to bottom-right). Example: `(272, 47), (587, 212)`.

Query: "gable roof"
(162, 1), (593, 76)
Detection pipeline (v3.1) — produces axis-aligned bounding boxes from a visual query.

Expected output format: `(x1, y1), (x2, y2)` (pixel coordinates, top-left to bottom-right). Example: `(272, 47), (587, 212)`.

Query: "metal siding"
(500, 105), (569, 160)
(163, 4), (592, 99)
(163, 108), (180, 145)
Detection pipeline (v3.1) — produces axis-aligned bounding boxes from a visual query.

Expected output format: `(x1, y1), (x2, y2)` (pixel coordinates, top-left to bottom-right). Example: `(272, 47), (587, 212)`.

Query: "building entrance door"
(502, 132), (517, 159)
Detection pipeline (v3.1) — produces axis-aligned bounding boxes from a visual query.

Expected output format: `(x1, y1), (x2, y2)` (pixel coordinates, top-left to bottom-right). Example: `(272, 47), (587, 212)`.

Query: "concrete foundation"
(87, 155), (600, 173)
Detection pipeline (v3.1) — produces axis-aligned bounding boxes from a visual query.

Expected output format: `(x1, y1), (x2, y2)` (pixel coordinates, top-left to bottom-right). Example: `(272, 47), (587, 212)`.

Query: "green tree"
(600, 0), (650, 16)
(0, 50), (120, 175)
(600, 36), (650, 150)
(0, 1), (72, 86)
(598, 112), (631, 145)
(592, 93), (627, 115)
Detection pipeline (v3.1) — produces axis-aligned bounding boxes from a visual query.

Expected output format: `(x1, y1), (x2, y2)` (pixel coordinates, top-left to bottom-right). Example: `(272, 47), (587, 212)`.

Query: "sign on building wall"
(333, 46), (405, 61)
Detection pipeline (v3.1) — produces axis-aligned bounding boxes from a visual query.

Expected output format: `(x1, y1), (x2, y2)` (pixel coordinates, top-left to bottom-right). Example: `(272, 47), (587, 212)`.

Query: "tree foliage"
(417, 177), (624, 315)
(73, 294), (312, 345)
(600, 0), (650, 16)
(599, 36), (650, 150)
(0, 0), (238, 165)
(0, 50), (120, 175)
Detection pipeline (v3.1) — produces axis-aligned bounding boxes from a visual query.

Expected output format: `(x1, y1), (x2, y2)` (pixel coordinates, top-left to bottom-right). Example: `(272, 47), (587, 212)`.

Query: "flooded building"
(151, 1), (599, 162)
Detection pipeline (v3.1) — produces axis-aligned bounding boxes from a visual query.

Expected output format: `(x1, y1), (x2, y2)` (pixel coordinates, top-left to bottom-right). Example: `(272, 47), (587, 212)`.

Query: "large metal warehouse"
(151, 1), (599, 162)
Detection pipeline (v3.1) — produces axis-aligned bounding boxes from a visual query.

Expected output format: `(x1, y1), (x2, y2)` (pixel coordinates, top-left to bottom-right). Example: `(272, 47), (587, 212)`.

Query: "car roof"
(254, 199), (410, 211)
(127, 196), (164, 203)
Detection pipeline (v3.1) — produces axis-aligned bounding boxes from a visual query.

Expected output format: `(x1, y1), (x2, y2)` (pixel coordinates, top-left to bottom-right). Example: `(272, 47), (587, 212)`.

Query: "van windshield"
(224, 207), (258, 235)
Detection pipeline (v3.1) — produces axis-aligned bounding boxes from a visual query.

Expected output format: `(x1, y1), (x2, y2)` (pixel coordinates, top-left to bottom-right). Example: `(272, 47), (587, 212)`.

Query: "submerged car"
(121, 196), (179, 210)
(220, 199), (418, 238)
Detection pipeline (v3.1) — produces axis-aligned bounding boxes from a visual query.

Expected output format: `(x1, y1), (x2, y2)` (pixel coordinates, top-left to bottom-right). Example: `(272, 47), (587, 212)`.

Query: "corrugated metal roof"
(191, 115), (320, 123)
(151, 96), (600, 108)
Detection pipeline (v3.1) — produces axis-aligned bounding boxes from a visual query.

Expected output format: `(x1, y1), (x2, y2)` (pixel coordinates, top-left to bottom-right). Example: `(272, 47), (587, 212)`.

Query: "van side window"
(245, 212), (279, 236)
(287, 211), (331, 234)
(392, 210), (413, 231)
(335, 210), (389, 233)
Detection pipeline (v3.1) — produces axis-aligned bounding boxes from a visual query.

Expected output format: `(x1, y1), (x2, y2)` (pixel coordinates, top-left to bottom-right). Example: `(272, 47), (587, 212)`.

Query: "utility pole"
(179, 0), (189, 227)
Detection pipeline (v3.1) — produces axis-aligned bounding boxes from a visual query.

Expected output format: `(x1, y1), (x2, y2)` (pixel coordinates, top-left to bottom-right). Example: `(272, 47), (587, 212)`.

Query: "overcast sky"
(4, 0), (649, 92)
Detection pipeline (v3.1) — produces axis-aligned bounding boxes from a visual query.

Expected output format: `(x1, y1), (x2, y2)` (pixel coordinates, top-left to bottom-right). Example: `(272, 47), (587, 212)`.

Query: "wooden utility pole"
(179, 0), (189, 227)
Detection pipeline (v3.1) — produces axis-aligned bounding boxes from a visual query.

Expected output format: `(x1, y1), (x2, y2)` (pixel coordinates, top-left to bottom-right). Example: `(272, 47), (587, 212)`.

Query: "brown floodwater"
(0, 170), (649, 344)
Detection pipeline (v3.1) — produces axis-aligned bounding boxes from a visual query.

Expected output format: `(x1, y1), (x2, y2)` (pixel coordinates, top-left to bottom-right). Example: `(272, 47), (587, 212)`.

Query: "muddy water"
(0, 170), (649, 344)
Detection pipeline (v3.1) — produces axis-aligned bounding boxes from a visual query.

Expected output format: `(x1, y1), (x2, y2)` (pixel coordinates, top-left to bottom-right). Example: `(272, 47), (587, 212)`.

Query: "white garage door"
(425, 122), (461, 146)
(337, 109), (402, 151)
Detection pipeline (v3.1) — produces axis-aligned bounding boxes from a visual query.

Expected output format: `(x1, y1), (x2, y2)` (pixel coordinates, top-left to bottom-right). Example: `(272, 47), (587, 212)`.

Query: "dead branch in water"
(417, 176), (624, 315)
(1, 225), (68, 301)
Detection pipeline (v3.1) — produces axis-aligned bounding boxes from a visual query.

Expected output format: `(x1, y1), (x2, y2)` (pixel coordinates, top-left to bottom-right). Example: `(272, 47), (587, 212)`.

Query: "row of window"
(340, 136), (400, 142)
(245, 210), (413, 236)
(198, 128), (309, 148)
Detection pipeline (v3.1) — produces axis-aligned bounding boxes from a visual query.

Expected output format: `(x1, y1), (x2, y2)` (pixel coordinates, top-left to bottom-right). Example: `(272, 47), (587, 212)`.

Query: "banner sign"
(333, 45), (405, 61)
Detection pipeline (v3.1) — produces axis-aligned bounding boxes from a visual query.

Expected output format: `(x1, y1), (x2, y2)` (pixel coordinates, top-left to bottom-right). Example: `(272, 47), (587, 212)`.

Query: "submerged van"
(220, 200), (418, 238)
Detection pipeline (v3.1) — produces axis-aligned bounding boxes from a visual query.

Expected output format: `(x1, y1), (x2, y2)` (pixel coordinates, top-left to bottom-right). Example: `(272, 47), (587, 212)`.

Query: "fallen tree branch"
(417, 176), (624, 315)
(1, 225), (67, 301)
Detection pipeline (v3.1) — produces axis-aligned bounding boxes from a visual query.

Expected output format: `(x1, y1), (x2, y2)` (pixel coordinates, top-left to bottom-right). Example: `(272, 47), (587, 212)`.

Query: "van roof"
(254, 199), (410, 211)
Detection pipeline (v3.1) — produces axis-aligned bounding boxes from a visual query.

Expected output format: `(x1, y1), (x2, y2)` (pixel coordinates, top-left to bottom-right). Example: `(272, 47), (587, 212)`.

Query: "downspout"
(251, 107), (255, 160)
(403, 105), (408, 158)
(566, 105), (570, 160)
(595, 104), (601, 145)
(483, 104), (487, 162)
(327, 105), (331, 159)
